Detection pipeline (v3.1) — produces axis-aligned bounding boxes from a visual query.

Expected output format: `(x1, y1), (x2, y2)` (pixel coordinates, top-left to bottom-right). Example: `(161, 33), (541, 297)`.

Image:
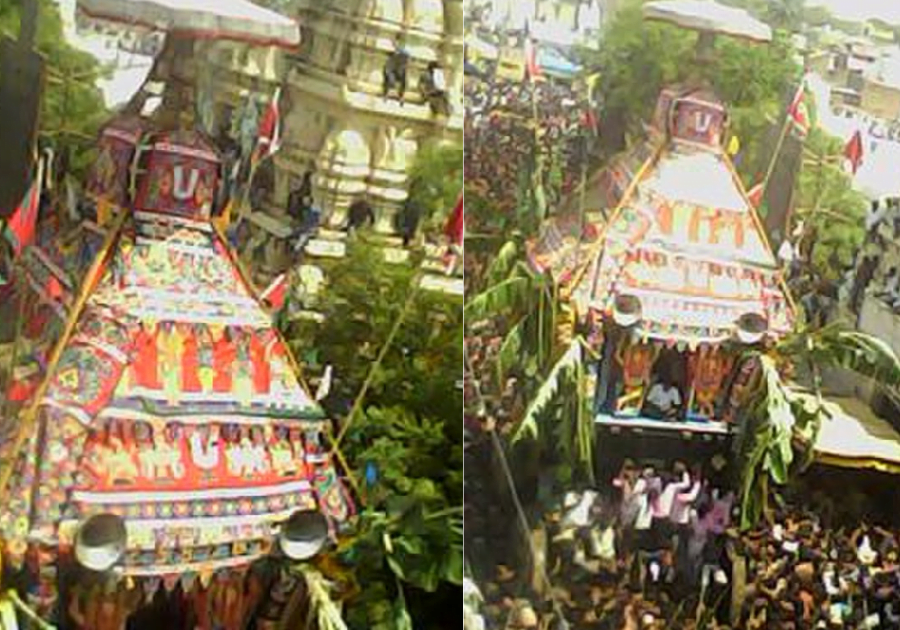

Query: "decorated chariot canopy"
(86, 116), (147, 210)
(571, 86), (795, 346)
(0, 128), (351, 594)
(76, 0), (300, 48)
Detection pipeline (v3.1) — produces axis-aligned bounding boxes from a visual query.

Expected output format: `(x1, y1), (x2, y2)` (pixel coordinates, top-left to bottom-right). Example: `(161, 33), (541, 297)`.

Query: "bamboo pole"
(330, 271), (424, 452)
(759, 113), (794, 204)
(1, 281), (30, 421)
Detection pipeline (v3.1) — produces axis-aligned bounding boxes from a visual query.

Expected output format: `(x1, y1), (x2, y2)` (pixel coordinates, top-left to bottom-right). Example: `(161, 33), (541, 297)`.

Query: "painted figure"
(723, 357), (761, 423)
(688, 345), (734, 419)
(198, 326), (215, 393)
(68, 582), (141, 630)
(213, 327), (237, 393)
(159, 322), (184, 405)
(132, 322), (160, 389)
(614, 340), (659, 414)
(182, 324), (202, 392)
(250, 330), (271, 394)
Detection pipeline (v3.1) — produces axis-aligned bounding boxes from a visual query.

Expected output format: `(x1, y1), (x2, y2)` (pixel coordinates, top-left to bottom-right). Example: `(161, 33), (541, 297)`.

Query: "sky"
(809, 0), (900, 26)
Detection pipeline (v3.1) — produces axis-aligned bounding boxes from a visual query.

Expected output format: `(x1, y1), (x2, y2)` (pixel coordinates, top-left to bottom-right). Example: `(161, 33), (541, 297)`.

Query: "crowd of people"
(464, 73), (596, 233)
(846, 197), (900, 320)
(470, 451), (900, 630)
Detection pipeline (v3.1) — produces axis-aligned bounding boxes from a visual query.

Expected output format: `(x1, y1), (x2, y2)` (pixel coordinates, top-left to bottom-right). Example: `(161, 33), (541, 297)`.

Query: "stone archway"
(316, 126), (373, 227)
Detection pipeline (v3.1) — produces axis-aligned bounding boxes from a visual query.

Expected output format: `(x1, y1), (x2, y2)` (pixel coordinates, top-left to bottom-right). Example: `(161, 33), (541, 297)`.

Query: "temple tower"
(198, 0), (463, 237)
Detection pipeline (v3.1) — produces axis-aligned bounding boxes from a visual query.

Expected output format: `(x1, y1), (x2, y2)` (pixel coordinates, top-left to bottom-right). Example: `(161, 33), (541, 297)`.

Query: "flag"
(787, 81), (810, 138)
(46, 275), (64, 301)
(261, 272), (289, 311)
(747, 182), (764, 207)
(443, 194), (463, 275)
(253, 87), (282, 167)
(581, 108), (599, 136)
(212, 199), (233, 234)
(727, 135), (741, 156)
(844, 130), (864, 175)
(95, 198), (113, 228)
(444, 194), (464, 248)
(315, 364), (332, 401)
(524, 38), (541, 82)
(3, 159), (43, 258)
(65, 176), (79, 222)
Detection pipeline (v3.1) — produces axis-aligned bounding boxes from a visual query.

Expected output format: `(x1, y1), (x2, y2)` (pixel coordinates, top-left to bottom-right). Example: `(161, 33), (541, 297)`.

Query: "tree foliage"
(0, 0), (109, 178)
(586, 0), (799, 171)
(794, 129), (867, 274)
(407, 140), (463, 235)
(282, 241), (462, 629)
(287, 242), (461, 426)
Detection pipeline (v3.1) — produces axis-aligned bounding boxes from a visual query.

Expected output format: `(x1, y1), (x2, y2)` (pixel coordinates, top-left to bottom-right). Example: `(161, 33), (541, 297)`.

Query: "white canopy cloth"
(77, 0), (300, 48)
(643, 0), (772, 43)
(810, 394), (900, 473)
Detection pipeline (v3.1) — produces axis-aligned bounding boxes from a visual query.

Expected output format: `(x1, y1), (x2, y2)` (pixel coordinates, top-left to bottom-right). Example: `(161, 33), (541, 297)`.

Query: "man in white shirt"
(644, 377), (682, 420)
(633, 467), (661, 551)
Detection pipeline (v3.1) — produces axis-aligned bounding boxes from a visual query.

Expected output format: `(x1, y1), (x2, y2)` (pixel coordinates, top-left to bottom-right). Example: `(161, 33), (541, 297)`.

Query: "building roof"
(810, 393), (900, 474)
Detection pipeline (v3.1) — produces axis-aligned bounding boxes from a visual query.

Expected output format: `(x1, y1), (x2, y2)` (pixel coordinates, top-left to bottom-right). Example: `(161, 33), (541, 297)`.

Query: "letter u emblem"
(173, 166), (200, 201)
(694, 111), (712, 133)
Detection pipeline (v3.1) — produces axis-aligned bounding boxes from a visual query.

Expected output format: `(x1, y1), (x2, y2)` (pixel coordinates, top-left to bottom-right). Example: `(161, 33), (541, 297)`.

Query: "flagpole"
(759, 111), (793, 207)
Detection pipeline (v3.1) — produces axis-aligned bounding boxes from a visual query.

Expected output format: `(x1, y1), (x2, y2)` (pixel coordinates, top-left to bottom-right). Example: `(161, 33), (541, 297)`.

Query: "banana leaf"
(512, 339), (583, 442)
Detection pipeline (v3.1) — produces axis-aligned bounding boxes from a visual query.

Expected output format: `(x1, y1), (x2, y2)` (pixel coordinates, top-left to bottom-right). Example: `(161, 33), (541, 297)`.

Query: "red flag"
(844, 130), (864, 175)
(46, 275), (64, 301)
(6, 364), (39, 403)
(261, 272), (289, 311)
(253, 87), (282, 166)
(444, 194), (464, 248)
(3, 170), (41, 257)
(747, 182), (764, 207)
(787, 81), (810, 138)
(524, 38), (541, 82)
(581, 109), (599, 135)
(7, 376), (38, 403)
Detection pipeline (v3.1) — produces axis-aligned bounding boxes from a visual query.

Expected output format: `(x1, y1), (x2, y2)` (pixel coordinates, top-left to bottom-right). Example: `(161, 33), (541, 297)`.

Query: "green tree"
(464, 239), (594, 485)
(407, 140), (463, 236)
(0, 0), (108, 178)
(586, 0), (798, 170)
(285, 243), (461, 426)
(793, 129), (867, 275)
(282, 241), (462, 629)
(764, 0), (806, 33)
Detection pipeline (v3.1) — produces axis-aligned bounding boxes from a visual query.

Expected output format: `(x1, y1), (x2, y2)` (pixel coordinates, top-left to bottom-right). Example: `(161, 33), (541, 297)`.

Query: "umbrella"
(77, 0), (300, 48)
(643, 0), (771, 43)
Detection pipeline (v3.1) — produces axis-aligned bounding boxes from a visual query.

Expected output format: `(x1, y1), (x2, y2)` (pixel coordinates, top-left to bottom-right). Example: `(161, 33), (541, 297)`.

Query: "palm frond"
(484, 240), (520, 288)
(818, 328), (900, 386)
(778, 325), (900, 386)
(464, 276), (534, 323)
(298, 565), (349, 630)
(496, 313), (531, 383)
(512, 339), (583, 443)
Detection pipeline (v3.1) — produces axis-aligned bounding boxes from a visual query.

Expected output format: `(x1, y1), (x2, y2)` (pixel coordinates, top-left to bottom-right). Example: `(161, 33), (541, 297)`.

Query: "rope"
(4, 590), (56, 630)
